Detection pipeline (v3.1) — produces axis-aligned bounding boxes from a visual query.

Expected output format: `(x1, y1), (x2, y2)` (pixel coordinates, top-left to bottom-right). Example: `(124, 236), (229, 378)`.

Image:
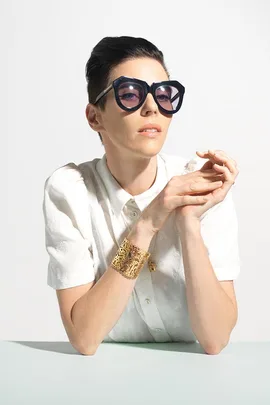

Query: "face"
(86, 57), (173, 158)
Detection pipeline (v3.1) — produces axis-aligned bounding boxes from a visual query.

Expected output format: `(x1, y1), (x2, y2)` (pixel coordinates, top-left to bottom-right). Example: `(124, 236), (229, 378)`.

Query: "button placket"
(145, 298), (151, 304)
(124, 200), (172, 342)
(129, 210), (139, 218)
(134, 270), (172, 341)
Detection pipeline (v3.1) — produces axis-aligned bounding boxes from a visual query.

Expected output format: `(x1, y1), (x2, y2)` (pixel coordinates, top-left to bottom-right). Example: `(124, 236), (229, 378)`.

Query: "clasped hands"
(175, 149), (239, 223)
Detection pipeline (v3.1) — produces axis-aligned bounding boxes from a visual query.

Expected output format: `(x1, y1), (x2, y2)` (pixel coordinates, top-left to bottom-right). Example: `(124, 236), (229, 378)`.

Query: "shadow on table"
(10, 340), (205, 355)
(10, 341), (79, 355)
(117, 341), (205, 354)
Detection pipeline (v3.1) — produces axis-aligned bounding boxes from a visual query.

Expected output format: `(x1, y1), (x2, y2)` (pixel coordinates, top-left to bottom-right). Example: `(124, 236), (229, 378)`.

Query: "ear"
(85, 103), (104, 132)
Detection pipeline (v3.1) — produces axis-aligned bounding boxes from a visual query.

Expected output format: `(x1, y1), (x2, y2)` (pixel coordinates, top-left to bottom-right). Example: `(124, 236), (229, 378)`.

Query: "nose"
(140, 92), (158, 114)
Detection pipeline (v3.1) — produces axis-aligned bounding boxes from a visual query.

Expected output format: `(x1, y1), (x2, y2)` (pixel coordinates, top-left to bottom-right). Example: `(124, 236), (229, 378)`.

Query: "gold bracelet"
(110, 237), (151, 280)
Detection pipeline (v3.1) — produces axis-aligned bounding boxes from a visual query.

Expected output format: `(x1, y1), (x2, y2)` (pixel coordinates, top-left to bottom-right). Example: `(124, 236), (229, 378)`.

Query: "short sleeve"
(42, 163), (95, 290)
(200, 189), (242, 280)
(184, 155), (242, 281)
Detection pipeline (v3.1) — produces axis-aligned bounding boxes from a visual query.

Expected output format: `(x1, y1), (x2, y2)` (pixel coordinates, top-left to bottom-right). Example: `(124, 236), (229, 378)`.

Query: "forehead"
(109, 57), (169, 85)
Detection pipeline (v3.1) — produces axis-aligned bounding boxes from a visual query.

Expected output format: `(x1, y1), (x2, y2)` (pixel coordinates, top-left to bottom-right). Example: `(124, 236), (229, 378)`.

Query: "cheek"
(111, 113), (140, 135)
(102, 103), (126, 133)
(164, 116), (173, 127)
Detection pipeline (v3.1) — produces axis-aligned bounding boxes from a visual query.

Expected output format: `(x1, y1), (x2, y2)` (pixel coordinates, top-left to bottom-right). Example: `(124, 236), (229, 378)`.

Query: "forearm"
(178, 218), (237, 354)
(70, 220), (155, 355)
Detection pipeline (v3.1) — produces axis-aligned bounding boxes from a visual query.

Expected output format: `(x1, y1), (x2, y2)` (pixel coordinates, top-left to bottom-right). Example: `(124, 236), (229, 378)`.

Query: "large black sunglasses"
(93, 75), (185, 115)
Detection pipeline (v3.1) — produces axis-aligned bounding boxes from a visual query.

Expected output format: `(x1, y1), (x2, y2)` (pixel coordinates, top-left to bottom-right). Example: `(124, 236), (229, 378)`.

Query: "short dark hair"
(85, 36), (170, 145)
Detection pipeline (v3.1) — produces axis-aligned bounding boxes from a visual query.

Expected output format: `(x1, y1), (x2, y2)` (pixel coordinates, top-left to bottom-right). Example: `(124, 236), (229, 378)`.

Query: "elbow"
(76, 342), (98, 356)
(69, 337), (97, 356)
(204, 345), (222, 355)
(68, 324), (101, 356)
(201, 329), (232, 355)
(204, 340), (229, 355)
(79, 347), (97, 356)
(71, 338), (99, 356)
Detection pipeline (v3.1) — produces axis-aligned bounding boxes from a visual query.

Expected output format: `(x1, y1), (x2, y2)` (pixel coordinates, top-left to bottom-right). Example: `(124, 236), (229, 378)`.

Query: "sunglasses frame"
(93, 75), (185, 114)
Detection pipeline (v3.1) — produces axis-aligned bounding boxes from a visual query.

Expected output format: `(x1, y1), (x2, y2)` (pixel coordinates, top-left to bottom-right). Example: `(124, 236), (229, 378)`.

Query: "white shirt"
(42, 152), (241, 343)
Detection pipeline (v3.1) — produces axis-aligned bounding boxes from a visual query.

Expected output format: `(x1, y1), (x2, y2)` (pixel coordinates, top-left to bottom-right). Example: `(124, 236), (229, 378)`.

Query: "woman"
(42, 36), (240, 355)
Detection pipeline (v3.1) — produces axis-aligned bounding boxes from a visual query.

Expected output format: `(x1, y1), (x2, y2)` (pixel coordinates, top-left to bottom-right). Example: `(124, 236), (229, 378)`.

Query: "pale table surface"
(1, 340), (269, 404)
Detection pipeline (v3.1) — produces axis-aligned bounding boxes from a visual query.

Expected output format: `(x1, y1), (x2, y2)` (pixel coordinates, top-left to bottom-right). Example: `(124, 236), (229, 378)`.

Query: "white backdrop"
(3, 0), (270, 341)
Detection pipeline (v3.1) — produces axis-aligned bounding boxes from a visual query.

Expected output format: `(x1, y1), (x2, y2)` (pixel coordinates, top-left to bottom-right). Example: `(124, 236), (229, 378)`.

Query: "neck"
(105, 153), (158, 196)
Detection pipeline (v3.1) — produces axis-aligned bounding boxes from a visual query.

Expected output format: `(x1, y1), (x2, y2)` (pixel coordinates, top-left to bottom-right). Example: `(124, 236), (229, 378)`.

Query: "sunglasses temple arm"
(94, 84), (113, 104)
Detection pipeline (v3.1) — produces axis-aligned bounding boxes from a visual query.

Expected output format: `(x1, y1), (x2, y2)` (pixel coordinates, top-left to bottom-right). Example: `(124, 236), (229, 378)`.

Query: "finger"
(196, 149), (229, 170)
(196, 151), (237, 197)
(175, 194), (211, 207)
(198, 151), (237, 175)
(197, 150), (237, 167)
(188, 167), (224, 181)
(206, 174), (224, 182)
(210, 150), (238, 167)
(197, 172), (224, 182)
(188, 180), (223, 194)
(212, 163), (233, 184)
(212, 154), (237, 175)
(198, 170), (221, 177)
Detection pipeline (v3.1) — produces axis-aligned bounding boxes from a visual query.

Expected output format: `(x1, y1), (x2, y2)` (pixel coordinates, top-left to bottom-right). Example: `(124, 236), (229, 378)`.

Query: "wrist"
(176, 216), (201, 234)
(136, 216), (158, 237)
(126, 220), (155, 253)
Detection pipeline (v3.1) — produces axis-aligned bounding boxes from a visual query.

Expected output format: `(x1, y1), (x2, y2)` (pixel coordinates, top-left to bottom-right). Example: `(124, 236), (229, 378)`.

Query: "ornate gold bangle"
(110, 237), (151, 280)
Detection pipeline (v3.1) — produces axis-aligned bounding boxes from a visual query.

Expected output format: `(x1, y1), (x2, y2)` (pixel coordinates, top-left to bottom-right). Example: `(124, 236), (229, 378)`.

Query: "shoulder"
(44, 162), (88, 200)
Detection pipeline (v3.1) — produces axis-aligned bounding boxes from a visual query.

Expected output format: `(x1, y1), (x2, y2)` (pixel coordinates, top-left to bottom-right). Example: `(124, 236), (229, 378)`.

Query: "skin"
(84, 58), (240, 354)
(85, 57), (239, 211)
(85, 57), (173, 196)
(175, 149), (239, 222)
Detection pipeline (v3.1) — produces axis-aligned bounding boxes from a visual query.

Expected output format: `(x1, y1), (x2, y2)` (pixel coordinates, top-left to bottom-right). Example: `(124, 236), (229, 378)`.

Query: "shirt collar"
(96, 153), (168, 219)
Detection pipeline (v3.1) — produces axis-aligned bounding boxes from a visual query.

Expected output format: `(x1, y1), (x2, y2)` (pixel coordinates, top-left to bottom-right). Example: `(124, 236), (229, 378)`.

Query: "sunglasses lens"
(116, 80), (183, 112)
(155, 85), (181, 112)
(117, 81), (144, 109)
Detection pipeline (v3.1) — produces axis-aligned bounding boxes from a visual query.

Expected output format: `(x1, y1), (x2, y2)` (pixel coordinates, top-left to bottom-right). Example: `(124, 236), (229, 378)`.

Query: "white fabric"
(42, 152), (241, 343)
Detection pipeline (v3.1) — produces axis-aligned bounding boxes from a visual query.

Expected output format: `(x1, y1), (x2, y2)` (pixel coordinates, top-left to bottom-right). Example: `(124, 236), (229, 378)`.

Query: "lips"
(138, 123), (162, 132)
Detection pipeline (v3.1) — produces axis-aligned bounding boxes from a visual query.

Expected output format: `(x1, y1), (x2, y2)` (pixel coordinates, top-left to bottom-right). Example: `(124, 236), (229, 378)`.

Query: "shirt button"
(130, 211), (138, 218)
(145, 298), (151, 304)
(155, 328), (162, 332)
